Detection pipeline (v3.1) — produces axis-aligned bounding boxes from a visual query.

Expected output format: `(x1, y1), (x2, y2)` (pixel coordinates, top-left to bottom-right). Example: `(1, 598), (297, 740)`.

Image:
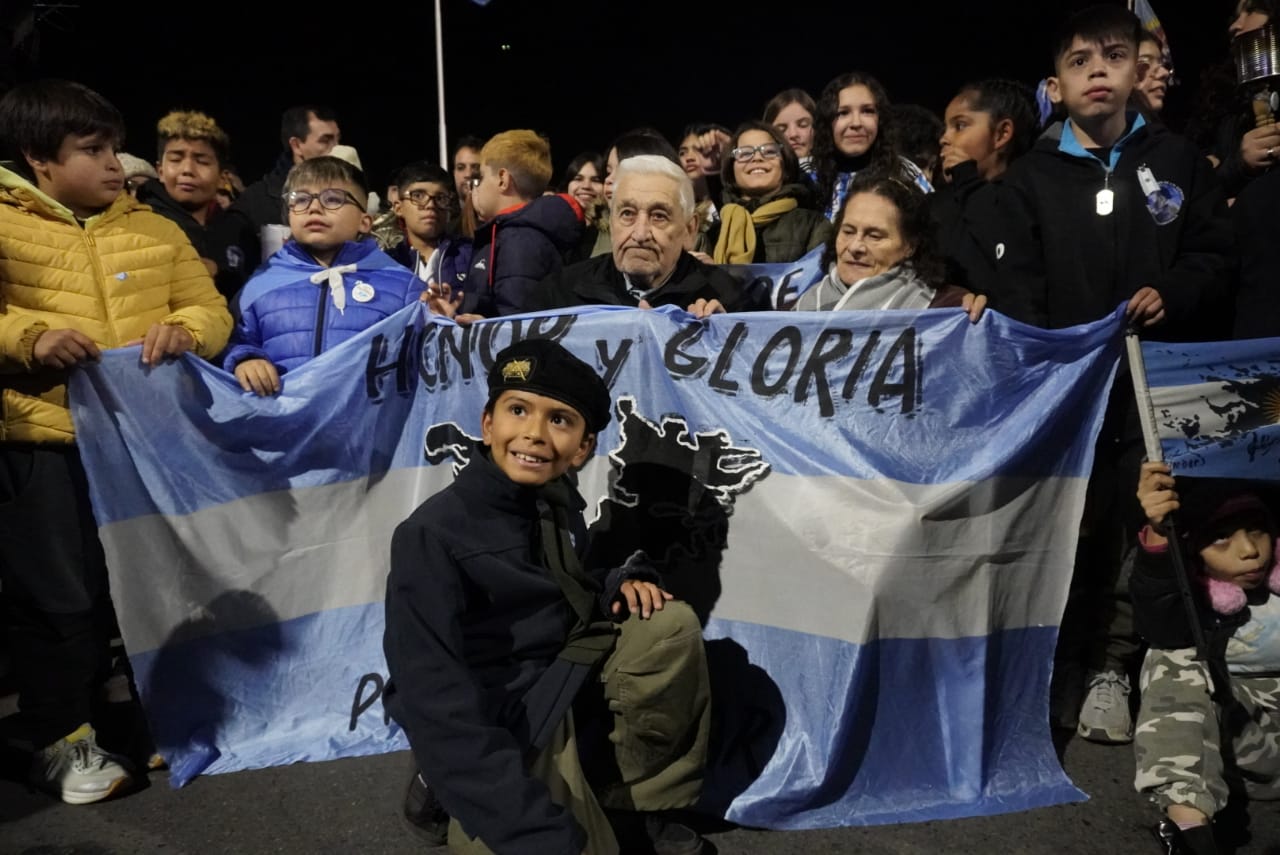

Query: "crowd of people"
(1, 2), (1279, 854)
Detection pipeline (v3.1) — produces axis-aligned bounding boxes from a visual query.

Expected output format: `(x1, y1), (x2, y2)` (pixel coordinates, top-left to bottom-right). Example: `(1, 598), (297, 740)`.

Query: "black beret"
(486, 339), (612, 433)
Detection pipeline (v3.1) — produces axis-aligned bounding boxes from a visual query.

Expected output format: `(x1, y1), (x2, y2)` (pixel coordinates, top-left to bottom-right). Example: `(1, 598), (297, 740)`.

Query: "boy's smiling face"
(1052, 35), (1137, 129)
(26, 131), (124, 218)
(482, 390), (593, 487)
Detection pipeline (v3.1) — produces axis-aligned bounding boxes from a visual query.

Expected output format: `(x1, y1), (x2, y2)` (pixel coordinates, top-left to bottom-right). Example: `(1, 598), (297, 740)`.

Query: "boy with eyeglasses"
(386, 161), (473, 295)
(220, 155), (421, 396)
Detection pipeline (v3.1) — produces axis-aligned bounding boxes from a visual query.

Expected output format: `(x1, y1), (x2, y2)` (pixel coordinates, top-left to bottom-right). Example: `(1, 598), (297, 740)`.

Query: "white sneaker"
(30, 723), (133, 804)
(1077, 670), (1133, 744)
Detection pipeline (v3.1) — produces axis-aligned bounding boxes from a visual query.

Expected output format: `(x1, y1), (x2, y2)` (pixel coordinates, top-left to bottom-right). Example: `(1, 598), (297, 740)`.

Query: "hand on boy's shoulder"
(32, 328), (100, 369)
(612, 578), (675, 620)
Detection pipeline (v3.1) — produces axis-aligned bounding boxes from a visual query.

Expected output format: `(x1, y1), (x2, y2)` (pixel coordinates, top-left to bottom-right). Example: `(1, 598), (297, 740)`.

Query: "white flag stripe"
(102, 466), (1085, 654)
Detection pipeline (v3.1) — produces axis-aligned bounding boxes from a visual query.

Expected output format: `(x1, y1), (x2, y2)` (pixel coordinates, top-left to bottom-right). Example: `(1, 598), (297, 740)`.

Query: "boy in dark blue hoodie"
(991, 5), (1234, 746)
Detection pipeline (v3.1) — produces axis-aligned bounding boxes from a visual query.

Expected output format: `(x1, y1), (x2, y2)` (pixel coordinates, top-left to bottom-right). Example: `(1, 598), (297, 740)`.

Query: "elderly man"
(527, 155), (742, 317)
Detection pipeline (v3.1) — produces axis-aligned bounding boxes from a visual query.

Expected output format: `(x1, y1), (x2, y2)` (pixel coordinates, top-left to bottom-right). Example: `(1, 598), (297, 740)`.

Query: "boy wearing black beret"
(383, 338), (710, 855)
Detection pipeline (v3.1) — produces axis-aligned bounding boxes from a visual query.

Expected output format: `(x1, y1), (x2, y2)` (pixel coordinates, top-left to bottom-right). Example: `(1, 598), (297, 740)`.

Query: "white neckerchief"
(310, 263), (359, 314)
(417, 247), (441, 285)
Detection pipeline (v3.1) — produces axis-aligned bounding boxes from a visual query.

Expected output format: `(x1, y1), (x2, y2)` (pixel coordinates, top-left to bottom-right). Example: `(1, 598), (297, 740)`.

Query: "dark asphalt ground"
(2, 721), (1278, 855)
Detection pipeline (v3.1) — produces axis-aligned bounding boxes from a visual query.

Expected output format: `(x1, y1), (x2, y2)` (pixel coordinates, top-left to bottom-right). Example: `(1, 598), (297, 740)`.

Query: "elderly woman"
(711, 121), (832, 265)
(795, 172), (984, 321)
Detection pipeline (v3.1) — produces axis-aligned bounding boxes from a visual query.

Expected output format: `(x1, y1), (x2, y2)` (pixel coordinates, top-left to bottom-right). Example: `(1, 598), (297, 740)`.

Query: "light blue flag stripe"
(70, 304), (1122, 525)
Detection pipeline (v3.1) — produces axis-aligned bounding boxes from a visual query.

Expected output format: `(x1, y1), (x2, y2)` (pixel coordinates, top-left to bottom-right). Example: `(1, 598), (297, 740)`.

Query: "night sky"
(4, 0), (1246, 190)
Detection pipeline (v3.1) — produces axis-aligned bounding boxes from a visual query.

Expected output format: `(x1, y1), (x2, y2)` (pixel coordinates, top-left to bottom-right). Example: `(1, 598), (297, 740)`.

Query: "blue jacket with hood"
(221, 239), (421, 374)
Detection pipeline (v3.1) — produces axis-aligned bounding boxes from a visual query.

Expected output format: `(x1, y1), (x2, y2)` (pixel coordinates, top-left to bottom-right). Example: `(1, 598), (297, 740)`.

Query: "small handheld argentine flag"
(1136, 336), (1280, 479)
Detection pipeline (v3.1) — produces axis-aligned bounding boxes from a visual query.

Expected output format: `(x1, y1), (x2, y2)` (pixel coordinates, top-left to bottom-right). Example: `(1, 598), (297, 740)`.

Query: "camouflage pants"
(1133, 647), (1280, 817)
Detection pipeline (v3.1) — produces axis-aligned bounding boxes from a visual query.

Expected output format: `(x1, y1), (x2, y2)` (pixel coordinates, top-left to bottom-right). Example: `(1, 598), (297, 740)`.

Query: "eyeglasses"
(402, 189), (455, 208)
(285, 188), (365, 214)
(730, 143), (784, 163)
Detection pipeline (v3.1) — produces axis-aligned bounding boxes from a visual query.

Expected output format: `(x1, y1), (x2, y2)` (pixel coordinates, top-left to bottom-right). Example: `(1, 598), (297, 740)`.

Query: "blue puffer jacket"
(221, 239), (421, 374)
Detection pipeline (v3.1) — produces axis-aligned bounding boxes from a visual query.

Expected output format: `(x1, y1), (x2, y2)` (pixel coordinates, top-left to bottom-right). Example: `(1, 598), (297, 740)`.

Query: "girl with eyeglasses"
(711, 121), (832, 264)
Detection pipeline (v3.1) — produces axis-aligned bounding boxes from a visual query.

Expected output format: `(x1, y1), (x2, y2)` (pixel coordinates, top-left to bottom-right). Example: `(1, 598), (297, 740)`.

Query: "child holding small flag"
(1132, 462), (1280, 855)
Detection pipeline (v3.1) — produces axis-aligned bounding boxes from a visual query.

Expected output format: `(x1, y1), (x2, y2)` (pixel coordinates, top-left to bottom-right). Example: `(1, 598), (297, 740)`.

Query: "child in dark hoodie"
(454, 130), (584, 318)
(1132, 462), (1280, 855)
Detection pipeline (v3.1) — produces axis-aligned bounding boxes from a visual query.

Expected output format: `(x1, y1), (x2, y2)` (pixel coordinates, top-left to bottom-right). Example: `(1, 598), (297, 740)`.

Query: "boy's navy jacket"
(386, 233), (473, 291)
(220, 239), (421, 373)
(383, 451), (657, 854)
(992, 115), (1234, 339)
(461, 193), (584, 317)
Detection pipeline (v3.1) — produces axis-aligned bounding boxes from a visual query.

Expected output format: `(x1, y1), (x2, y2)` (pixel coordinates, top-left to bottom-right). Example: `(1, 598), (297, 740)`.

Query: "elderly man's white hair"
(611, 155), (695, 220)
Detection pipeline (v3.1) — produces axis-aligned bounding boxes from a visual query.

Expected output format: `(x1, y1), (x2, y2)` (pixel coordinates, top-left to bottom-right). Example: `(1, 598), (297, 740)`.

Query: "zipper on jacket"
(83, 231), (120, 346)
(312, 282), (327, 357)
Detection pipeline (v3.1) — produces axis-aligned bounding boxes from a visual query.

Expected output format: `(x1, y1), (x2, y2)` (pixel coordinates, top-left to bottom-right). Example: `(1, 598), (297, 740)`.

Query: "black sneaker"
(403, 771), (450, 848)
(1152, 818), (1220, 855)
(643, 812), (704, 855)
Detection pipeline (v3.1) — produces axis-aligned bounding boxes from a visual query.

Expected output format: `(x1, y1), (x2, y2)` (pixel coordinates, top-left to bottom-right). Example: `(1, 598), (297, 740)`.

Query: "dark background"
(0, 0), (1246, 191)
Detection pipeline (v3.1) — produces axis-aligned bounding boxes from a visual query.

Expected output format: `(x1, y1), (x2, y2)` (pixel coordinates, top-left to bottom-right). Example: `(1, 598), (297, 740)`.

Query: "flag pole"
(1126, 330), (1221, 684)
(435, 0), (449, 167)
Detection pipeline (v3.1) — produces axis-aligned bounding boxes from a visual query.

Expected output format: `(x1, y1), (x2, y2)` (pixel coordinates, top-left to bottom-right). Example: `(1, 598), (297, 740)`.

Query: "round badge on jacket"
(351, 281), (376, 303)
(1145, 182), (1184, 226)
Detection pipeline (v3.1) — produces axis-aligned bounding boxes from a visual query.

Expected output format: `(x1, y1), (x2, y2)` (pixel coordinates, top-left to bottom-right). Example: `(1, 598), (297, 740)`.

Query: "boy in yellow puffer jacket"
(0, 79), (232, 805)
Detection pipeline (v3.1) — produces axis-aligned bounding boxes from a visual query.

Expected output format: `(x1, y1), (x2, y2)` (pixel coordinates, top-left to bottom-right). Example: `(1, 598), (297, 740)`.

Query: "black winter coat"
(992, 118), (1233, 340)
(528, 250), (745, 313)
(383, 453), (644, 855)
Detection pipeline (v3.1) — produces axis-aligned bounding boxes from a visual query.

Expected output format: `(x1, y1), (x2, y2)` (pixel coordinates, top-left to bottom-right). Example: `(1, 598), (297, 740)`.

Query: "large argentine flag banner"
(70, 303), (1121, 828)
(1143, 336), (1280, 479)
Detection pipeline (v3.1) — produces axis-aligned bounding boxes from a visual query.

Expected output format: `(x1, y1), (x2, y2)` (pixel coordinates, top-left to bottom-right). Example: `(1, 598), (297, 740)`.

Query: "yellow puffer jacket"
(0, 166), (233, 444)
